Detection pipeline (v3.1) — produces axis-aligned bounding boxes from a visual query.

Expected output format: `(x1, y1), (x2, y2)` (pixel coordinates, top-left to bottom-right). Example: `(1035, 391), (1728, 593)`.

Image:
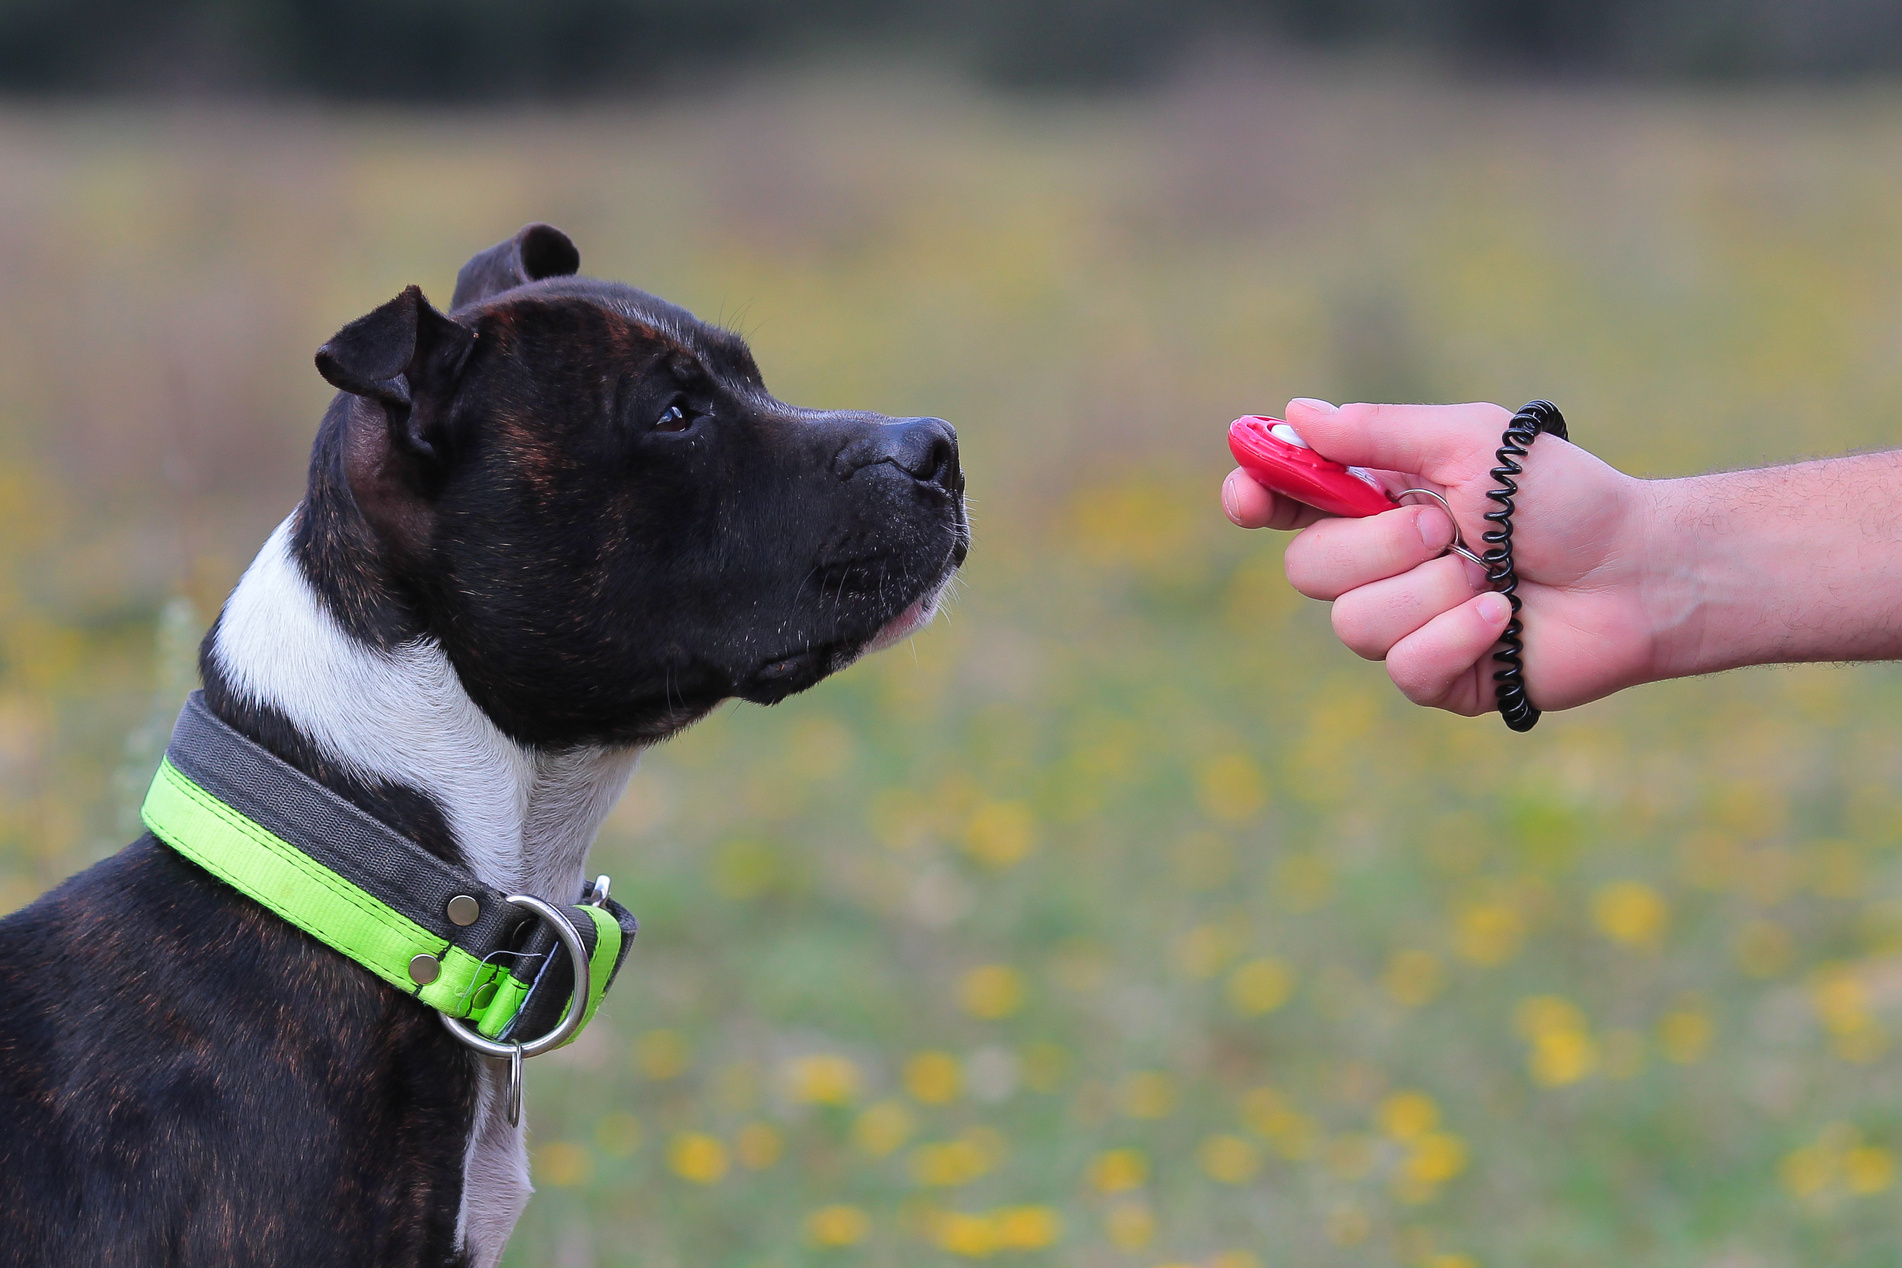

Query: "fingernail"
(1416, 506), (1453, 551)
(1476, 591), (1511, 625)
(1220, 472), (1244, 524)
(1290, 397), (1338, 415)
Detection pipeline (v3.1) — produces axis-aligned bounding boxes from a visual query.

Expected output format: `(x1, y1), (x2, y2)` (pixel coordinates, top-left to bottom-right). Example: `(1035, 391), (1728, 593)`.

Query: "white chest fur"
(211, 516), (640, 1266)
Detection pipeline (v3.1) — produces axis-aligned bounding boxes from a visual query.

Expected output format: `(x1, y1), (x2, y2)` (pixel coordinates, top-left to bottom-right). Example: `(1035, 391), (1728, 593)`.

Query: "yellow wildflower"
(1516, 995), (1596, 1086)
(1198, 1134), (1261, 1183)
(1087, 1147), (1148, 1193)
(534, 1141), (592, 1187)
(806, 1204), (870, 1247)
(1779, 1142), (1835, 1198)
(1812, 966), (1888, 1062)
(1378, 1091), (1439, 1141)
(787, 1054), (862, 1105)
(1403, 1132), (1469, 1185)
(853, 1100), (913, 1157)
(905, 1050), (963, 1104)
(992, 1206), (1062, 1249)
(960, 965), (1025, 1019)
(1658, 1004), (1713, 1064)
(932, 1210), (997, 1257)
(668, 1132), (728, 1184)
(1226, 957), (1294, 1015)
(1240, 1086), (1317, 1159)
(1593, 881), (1668, 948)
(964, 801), (1037, 869)
(1453, 901), (1524, 965)
(909, 1134), (997, 1187)
(1844, 1145), (1896, 1195)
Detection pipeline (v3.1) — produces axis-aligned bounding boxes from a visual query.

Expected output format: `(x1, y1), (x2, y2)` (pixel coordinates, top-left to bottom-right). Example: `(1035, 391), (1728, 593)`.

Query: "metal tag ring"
(1396, 487), (1486, 568)
(437, 893), (592, 1061)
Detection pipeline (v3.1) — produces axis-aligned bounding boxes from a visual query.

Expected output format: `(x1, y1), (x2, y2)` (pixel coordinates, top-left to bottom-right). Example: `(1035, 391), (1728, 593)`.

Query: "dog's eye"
(654, 404), (693, 433)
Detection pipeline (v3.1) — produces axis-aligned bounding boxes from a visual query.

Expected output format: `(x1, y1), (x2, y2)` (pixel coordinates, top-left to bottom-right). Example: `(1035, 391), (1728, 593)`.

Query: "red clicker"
(1227, 415), (1397, 518)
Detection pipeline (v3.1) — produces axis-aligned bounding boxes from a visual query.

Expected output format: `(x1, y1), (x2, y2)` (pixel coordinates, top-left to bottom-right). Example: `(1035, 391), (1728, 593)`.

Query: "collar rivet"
(446, 895), (481, 926)
(408, 953), (441, 985)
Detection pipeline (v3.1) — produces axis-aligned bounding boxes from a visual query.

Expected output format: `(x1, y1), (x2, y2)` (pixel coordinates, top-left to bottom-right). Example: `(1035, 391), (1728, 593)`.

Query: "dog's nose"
(842, 417), (961, 491)
(886, 417), (959, 487)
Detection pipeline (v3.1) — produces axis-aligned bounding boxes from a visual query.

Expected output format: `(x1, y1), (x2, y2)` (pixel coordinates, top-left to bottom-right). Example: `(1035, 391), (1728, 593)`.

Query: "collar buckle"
(437, 893), (593, 1126)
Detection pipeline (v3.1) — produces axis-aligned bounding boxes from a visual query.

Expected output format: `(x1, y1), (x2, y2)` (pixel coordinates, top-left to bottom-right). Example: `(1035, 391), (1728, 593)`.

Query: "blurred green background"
(9, 34), (1902, 1268)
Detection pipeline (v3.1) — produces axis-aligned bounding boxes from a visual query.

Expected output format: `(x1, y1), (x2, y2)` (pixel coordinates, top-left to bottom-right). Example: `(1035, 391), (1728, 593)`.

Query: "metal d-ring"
(1396, 488), (1486, 568)
(437, 893), (593, 1125)
(506, 1040), (523, 1127)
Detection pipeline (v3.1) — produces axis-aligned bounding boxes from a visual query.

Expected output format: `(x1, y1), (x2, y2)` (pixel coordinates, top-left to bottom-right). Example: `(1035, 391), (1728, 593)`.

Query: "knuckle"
(1377, 508), (1433, 565)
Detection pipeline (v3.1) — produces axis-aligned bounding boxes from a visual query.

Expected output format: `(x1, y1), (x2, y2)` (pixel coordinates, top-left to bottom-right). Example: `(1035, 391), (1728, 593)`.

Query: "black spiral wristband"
(1480, 400), (1568, 732)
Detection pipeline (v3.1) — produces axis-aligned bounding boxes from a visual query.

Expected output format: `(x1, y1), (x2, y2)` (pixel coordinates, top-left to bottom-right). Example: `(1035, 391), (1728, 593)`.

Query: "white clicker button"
(1270, 423), (1311, 449)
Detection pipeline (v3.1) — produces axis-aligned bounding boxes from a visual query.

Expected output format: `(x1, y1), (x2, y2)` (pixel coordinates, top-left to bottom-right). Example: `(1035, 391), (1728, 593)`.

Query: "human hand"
(1222, 399), (1659, 716)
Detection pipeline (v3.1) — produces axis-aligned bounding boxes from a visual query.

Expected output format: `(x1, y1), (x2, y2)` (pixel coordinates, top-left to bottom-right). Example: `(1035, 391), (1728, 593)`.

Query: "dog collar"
(141, 693), (636, 1062)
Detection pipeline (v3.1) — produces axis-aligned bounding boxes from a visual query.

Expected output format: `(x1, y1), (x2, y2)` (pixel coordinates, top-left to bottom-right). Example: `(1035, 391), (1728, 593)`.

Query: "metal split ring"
(1396, 488), (1485, 568)
(437, 893), (593, 1126)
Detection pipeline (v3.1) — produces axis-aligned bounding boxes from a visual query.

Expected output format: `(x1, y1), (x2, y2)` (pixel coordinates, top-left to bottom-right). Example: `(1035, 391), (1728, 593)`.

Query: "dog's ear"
(451, 222), (580, 309)
(315, 285), (474, 463)
(316, 286), (478, 552)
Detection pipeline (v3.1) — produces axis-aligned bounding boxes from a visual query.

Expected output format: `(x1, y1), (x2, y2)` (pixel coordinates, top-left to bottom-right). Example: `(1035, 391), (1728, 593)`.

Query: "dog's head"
(305, 224), (967, 748)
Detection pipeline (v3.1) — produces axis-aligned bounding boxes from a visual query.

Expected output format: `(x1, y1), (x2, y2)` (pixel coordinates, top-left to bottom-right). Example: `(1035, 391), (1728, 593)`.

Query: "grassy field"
(5, 66), (1902, 1268)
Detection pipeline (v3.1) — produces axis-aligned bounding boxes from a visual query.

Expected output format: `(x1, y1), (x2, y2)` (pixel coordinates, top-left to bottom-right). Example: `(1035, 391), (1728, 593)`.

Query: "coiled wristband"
(1481, 400), (1568, 732)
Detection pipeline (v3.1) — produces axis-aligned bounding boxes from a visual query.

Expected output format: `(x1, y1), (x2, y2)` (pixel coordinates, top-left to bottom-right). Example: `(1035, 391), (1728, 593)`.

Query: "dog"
(0, 224), (967, 1267)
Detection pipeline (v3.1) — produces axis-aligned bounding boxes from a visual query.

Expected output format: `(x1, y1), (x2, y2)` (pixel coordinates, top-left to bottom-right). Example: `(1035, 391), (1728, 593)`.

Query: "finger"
(1222, 468), (1325, 531)
(1384, 590), (1513, 711)
(1284, 503), (1455, 601)
(1330, 553), (1491, 660)
(1285, 398), (1510, 482)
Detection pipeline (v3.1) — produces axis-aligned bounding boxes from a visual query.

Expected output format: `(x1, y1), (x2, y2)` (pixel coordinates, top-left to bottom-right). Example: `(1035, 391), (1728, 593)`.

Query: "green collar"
(141, 693), (636, 1050)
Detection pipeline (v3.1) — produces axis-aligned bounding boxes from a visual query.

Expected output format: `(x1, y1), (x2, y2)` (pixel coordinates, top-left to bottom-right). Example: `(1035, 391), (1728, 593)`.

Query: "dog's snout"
(842, 416), (961, 491)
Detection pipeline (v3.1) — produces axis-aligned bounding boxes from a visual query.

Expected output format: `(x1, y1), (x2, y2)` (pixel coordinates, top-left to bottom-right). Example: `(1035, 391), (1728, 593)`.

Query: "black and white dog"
(0, 225), (966, 1266)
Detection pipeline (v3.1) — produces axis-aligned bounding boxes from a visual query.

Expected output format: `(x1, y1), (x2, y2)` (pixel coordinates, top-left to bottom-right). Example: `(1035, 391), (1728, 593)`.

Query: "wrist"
(1627, 474), (1719, 686)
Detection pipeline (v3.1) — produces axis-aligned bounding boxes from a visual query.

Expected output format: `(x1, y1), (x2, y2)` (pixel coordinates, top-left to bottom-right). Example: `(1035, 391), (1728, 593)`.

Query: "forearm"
(1643, 450), (1902, 680)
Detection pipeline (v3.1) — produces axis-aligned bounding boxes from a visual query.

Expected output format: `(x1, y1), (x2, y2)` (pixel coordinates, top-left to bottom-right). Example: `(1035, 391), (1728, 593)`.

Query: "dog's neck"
(205, 515), (640, 903)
